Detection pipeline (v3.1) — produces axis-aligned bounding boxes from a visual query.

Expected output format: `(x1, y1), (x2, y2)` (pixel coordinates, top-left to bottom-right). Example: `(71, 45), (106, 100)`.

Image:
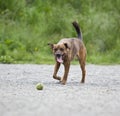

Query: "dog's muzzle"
(55, 53), (63, 63)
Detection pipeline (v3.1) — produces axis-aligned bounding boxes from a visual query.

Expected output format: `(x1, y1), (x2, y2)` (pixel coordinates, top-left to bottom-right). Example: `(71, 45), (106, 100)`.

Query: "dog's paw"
(60, 80), (66, 85)
(57, 76), (61, 81)
(53, 75), (61, 81)
(80, 80), (85, 83)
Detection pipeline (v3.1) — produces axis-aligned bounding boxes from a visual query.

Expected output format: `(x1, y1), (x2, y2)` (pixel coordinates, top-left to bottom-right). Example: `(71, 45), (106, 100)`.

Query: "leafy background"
(0, 0), (120, 64)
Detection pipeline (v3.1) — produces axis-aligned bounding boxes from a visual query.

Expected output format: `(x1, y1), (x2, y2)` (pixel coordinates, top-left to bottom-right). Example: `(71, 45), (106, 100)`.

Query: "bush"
(0, 0), (119, 64)
(0, 0), (26, 20)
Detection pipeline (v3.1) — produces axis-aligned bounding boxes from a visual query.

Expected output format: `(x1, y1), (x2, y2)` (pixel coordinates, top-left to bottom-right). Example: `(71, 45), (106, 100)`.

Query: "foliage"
(0, 0), (120, 64)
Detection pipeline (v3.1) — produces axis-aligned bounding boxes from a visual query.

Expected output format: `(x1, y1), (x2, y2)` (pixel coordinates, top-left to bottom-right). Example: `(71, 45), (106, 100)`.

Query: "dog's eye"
(54, 48), (57, 51)
(60, 48), (64, 51)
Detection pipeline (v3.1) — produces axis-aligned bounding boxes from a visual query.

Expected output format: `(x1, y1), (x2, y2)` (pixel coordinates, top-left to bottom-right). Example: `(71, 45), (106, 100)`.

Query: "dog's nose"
(56, 54), (61, 58)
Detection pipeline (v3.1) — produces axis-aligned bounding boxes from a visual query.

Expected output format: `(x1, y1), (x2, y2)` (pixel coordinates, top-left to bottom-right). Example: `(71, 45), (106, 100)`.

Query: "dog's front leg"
(61, 62), (70, 85)
(53, 62), (61, 81)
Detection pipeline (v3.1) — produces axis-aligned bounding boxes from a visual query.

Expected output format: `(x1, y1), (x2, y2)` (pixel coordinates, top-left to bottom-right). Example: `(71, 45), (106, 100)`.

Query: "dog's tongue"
(57, 56), (63, 63)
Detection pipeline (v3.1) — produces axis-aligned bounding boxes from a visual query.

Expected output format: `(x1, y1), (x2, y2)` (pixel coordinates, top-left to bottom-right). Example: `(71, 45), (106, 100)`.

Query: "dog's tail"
(72, 21), (82, 40)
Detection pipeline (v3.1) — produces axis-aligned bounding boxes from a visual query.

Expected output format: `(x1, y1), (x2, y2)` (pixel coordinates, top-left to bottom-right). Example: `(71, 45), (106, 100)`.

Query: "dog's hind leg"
(80, 60), (86, 83)
(53, 62), (61, 81)
(78, 49), (86, 83)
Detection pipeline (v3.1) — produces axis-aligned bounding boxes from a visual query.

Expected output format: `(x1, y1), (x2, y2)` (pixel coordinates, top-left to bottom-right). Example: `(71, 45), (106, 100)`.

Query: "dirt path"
(0, 64), (120, 116)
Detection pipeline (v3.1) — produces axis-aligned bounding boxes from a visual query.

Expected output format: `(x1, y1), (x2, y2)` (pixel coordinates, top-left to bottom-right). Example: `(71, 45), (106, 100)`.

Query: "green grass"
(0, 0), (120, 64)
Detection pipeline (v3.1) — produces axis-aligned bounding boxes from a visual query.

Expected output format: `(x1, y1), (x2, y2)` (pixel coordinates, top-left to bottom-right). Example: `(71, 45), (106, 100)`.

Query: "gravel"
(0, 64), (120, 116)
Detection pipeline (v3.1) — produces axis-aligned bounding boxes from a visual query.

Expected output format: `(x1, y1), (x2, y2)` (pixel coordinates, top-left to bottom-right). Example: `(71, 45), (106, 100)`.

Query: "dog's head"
(48, 43), (69, 63)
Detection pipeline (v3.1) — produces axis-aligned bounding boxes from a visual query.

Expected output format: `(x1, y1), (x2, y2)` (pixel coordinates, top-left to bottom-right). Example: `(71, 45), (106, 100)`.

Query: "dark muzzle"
(56, 54), (61, 58)
(55, 54), (63, 63)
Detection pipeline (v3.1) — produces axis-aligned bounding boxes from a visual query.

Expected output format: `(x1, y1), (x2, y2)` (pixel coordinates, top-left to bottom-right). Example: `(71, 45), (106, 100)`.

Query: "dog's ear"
(64, 43), (70, 49)
(48, 43), (54, 49)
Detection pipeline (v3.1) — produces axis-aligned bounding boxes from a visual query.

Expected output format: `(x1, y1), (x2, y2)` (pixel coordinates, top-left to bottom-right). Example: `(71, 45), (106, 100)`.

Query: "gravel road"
(0, 64), (120, 116)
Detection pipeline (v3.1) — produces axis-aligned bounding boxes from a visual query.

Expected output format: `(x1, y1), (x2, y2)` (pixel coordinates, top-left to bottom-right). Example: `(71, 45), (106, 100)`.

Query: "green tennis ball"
(36, 83), (43, 90)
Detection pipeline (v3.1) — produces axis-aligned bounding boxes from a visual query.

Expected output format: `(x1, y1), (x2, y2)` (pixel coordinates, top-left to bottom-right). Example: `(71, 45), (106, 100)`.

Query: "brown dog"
(48, 21), (86, 85)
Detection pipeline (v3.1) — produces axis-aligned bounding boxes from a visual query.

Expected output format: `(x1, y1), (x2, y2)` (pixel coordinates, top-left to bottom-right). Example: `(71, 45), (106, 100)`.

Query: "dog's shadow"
(42, 81), (112, 88)
(42, 81), (86, 87)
